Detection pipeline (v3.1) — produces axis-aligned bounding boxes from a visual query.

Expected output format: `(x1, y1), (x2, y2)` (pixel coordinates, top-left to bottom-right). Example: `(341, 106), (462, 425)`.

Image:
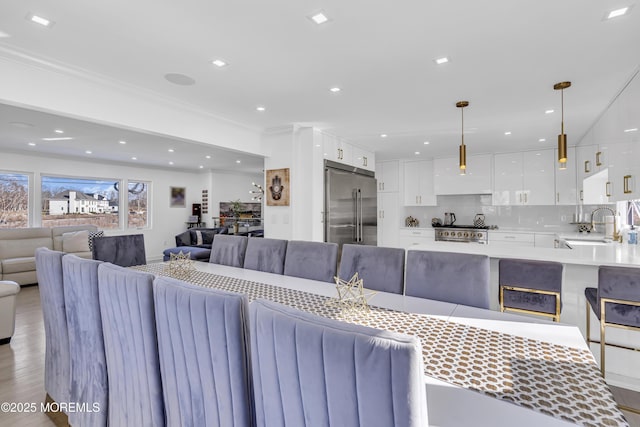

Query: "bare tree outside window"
(41, 176), (120, 229)
(0, 172), (29, 228)
(128, 181), (149, 228)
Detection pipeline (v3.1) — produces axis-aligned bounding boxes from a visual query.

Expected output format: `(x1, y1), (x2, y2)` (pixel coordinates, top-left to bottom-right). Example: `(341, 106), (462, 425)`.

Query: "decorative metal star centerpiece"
(326, 272), (377, 318)
(164, 251), (195, 279)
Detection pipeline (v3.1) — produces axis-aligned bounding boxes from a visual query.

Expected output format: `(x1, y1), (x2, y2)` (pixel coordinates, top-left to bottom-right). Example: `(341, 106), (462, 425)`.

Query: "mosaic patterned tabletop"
(134, 264), (628, 427)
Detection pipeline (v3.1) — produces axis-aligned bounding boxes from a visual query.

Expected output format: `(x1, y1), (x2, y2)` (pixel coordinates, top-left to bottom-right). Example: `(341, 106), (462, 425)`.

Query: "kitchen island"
(409, 240), (640, 390)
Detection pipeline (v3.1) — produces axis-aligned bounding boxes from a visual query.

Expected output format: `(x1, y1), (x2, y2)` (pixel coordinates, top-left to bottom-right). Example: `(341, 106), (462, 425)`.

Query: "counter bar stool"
(499, 258), (563, 322)
(585, 265), (640, 414)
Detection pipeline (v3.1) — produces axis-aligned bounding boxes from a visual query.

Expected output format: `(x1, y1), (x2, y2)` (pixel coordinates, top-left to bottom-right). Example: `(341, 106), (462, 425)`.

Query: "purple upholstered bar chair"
(154, 276), (253, 426)
(585, 266), (640, 372)
(283, 241), (338, 283)
(250, 299), (428, 427)
(243, 237), (288, 274)
(499, 258), (563, 322)
(209, 235), (248, 268)
(405, 250), (490, 309)
(338, 244), (405, 294)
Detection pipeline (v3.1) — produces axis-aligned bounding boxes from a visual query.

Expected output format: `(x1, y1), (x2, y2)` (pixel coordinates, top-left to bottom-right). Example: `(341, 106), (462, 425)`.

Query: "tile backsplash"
(403, 194), (611, 233)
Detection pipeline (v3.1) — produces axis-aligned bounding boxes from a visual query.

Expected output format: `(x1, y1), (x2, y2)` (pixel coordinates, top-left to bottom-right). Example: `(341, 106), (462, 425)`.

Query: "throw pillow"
(62, 230), (91, 253)
(88, 230), (104, 252)
(201, 230), (216, 245)
(194, 230), (204, 246)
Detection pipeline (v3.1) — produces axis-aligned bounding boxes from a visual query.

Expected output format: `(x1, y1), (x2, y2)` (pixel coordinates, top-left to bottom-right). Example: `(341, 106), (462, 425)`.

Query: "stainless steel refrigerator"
(324, 160), (377, 250)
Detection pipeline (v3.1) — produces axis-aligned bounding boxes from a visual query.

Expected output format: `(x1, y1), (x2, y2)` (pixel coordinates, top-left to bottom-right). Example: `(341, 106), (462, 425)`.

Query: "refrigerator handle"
(358, 189), (363, 242)
(353, 189), (358, 242)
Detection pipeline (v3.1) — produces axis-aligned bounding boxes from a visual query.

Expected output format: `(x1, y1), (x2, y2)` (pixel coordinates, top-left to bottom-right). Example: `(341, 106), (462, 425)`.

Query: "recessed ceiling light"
(504, 131), (512, 135)
(54, 129), (64, 134)
(536, 153), (542, 156)
(434, 57), (449, 65)
(42, 137), (73, 141)
(28, 142), (36, 146)
(539, 138), (546, 142)
(236, 160), (241, 164)
(199, 165), (204, 169)
(119, 140), (127, 144)
(27, 13), (54, 27)
(423, 141), (430, 145)
(0, 30), (10, 38)
(256, 106), (266, 112)
(164, 73), (196, 86)
(329, 87), (341, 93)
(205, 155), (211, 159)
(624, 128), (638, 132)
(212, 59), (227, 68)
(309, 12), (329, 25)
(380, 134), (388, 138)
(169, 161), (174, 165)
(545, 109), (554, 114)
(607, 7), (629, 19)
(414, 151), (420, 155)
(168, 148), (174, 153)
(131, 157), (137, 160)
(85, 150), (92, 154)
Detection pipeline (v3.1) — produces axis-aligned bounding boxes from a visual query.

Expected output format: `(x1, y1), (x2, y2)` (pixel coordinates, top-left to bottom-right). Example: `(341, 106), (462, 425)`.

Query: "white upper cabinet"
(376, 160), (399, 192)
(322, 133), (352, 165)
(351, 146), (375, 171)
(555, 146), (577, 205)
(433, 154), (492, 195)
(403, 160), (437, 206)
(493, 149), (555, 205)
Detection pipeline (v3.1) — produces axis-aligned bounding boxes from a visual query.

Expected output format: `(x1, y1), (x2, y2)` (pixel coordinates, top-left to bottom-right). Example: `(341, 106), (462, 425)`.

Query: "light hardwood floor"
(1, 286), (639, 426)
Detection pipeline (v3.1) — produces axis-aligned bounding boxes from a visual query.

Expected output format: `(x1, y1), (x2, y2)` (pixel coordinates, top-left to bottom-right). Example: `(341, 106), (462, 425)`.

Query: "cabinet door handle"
(382, 182), (385, 191)
(606, 181), (611, 197)
(382, 210), (385, 219)
(363, 156), (368, 167)
(419, 196), (422, 204)
(596, 151), (602, 167)
(624, 175), (632, 194)
(557, 192), (560, 203)
(580, 190), (583, 201)
(584, 160), (590, 173)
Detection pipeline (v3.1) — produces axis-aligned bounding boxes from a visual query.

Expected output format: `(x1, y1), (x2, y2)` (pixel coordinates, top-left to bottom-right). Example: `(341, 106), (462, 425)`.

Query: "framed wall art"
(265, 168), (290, 206)
(169, 186), (186, 208)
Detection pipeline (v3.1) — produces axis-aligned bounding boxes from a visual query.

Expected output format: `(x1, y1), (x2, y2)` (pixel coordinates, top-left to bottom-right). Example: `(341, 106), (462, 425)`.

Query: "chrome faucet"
(590, 206), (621, 241)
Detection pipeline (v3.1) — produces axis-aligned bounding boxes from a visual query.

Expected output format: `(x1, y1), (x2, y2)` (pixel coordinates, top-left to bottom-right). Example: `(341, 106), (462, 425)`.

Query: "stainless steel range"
(434, 225), (489, 244)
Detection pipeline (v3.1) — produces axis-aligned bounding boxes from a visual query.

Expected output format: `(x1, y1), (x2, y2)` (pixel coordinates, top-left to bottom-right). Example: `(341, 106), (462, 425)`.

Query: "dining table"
(133, 261), (629, 427)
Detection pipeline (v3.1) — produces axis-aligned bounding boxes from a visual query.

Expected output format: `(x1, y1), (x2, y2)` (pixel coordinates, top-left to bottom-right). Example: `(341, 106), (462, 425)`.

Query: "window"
(0, 172), (29, 228)
(41, 176), (120, 229)
(626, 200), (640, 226)
(127, 181), (149, 228)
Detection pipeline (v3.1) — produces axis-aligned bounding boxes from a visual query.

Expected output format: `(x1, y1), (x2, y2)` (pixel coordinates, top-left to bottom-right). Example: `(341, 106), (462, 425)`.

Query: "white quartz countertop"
(409, 241), (640, 267)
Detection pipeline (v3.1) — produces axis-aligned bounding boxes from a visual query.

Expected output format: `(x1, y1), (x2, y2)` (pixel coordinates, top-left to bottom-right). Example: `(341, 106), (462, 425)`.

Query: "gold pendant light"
(554, 81), (571, 168)
(457, 101), (469, 175)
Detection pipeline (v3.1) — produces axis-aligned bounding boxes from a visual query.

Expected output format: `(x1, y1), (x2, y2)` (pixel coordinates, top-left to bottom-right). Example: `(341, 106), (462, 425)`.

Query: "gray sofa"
(163, 227), (227, 261)
(0, 225), (98, 285)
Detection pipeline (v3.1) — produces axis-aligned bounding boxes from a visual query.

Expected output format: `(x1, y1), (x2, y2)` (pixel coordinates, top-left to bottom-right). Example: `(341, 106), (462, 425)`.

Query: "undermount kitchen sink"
(563, 238), (612, 247)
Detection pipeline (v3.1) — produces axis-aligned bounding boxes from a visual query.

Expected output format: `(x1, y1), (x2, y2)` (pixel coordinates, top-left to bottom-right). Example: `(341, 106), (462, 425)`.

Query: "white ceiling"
(0, 0), (639, 167)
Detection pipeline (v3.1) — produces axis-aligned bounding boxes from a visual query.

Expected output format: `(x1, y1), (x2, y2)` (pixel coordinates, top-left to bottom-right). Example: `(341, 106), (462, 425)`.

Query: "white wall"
(262, 128), (294, 239)
(0, 151), (257, 260)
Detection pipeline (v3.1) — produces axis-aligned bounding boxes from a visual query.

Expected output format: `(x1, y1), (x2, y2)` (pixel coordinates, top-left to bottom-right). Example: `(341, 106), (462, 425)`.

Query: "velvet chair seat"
(338, 244), (405, 294)
(97, 263), (164, 426)
(405, 250), (490, 309)
(250, 299), (428, 427)
(499, 258), (563, 321)
(283, 241), (338, 283)
(92, 234), (146, 267)
(243, 237), (287, 274)
(209, 235), (248, 268)
(154, 276), (253, 427)
(62, 255), (107, 427)
(586, 266), (640, 328)
(35, 248), (71, 408)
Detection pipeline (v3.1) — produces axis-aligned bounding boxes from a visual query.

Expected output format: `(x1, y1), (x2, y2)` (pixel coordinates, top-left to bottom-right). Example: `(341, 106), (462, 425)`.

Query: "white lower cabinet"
(488, 231), (535, 247)
(377, 192), (400, 248)
(398, 228), (435, 248)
